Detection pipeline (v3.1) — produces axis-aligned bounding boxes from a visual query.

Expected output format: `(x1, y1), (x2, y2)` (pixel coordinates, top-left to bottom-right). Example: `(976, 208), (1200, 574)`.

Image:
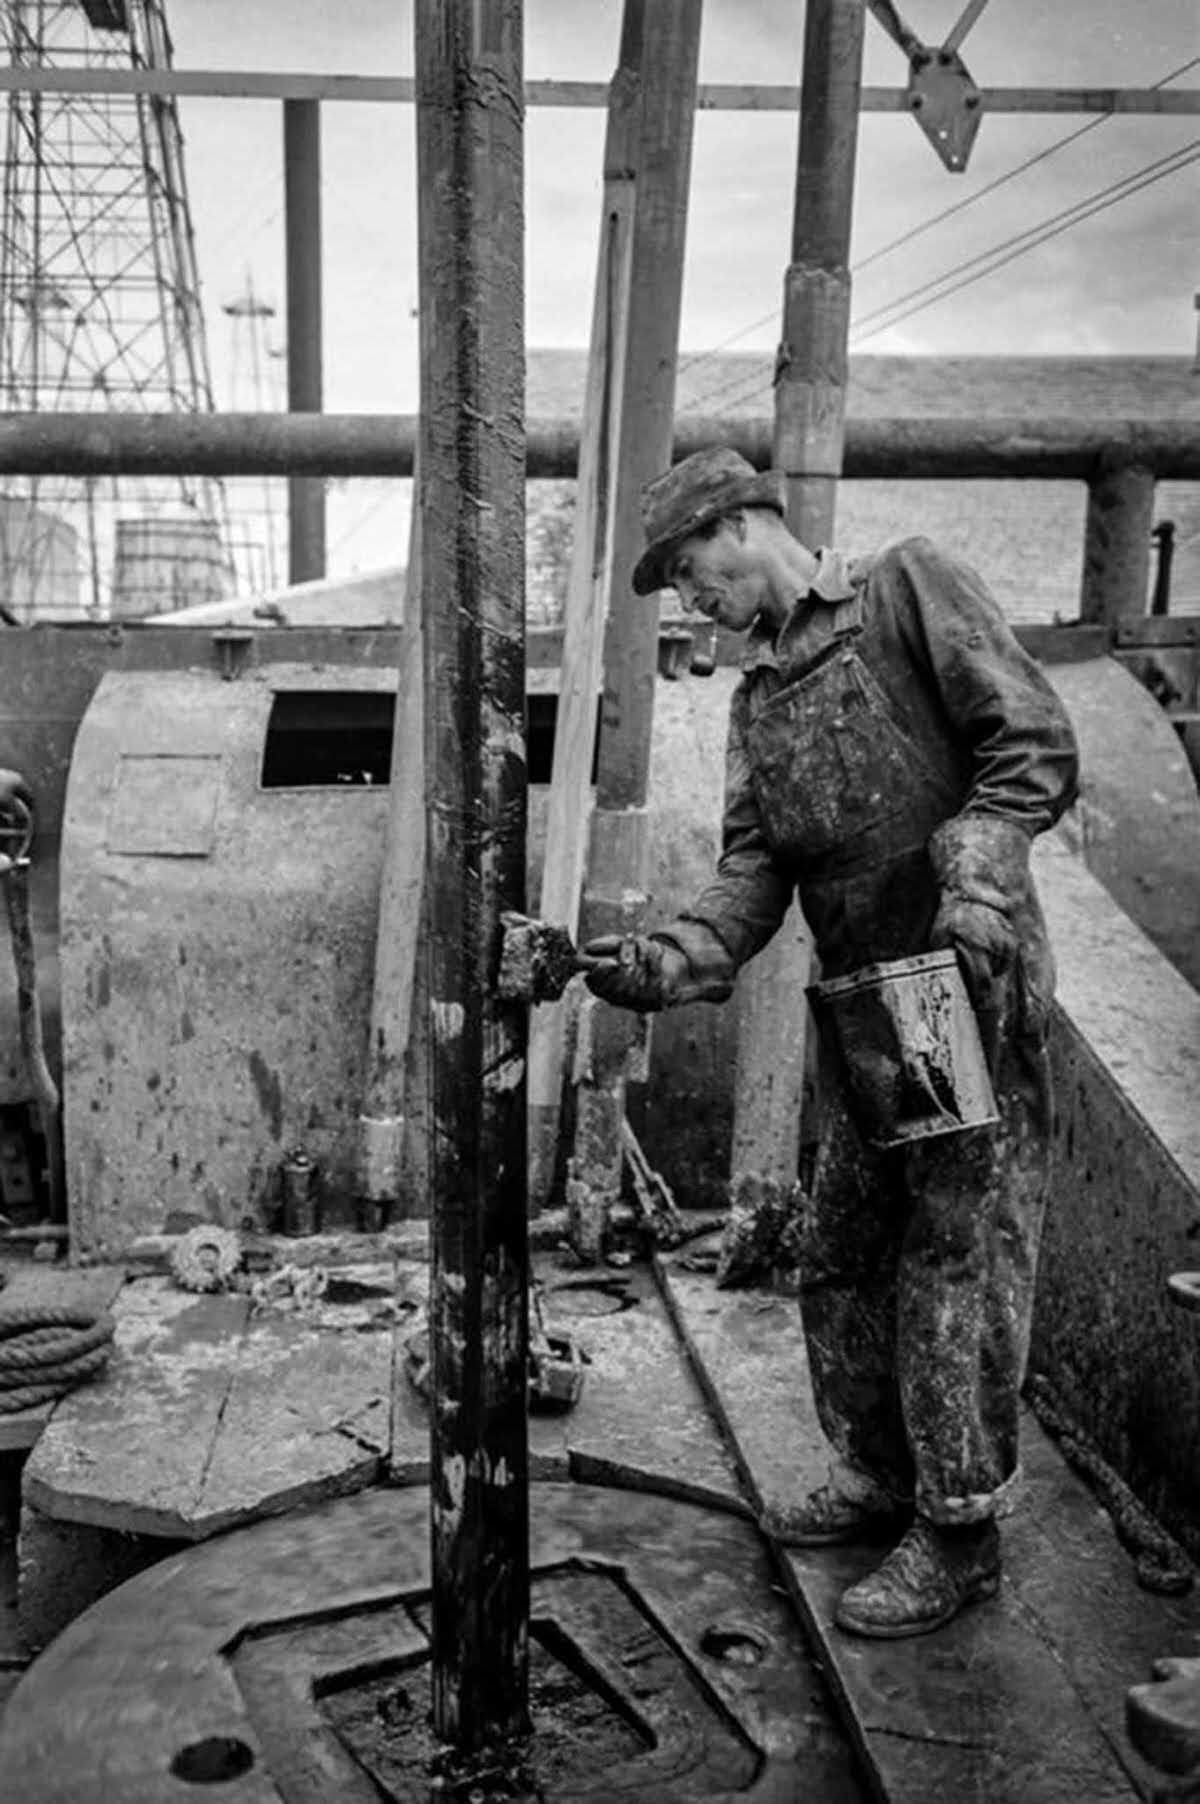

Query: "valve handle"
(0, 795), (34, 869)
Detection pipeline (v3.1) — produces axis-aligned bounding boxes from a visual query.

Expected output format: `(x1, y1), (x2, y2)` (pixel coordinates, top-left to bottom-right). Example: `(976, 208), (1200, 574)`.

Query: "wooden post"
(526, 10), (640, 1212)
(283, 97), (326, 583)
(358, 474), (423, 1220)
(729, 0), (866, 1191)
(1080, 460), (1156, 624)
(569, 0), (703, 1240)
(414, 0), (529, 1747)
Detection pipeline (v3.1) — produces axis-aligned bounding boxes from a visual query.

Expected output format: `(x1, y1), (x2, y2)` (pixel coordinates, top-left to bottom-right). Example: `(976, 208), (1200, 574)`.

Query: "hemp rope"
(0, 1306), (116, 1414)
(1026, 1373), (1193, 1597)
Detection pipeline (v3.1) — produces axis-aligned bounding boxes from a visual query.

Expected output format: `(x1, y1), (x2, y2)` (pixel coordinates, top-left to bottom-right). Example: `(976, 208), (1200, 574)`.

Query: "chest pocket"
(746, 644), (949, 869)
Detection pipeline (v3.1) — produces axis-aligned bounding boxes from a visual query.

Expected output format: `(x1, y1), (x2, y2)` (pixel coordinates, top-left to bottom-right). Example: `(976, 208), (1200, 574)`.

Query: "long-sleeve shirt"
(660, 535), (1080, 988)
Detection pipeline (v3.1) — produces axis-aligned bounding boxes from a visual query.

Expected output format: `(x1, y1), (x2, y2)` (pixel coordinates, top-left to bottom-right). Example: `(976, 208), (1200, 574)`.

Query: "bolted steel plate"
(0, 1482), (863, 1803)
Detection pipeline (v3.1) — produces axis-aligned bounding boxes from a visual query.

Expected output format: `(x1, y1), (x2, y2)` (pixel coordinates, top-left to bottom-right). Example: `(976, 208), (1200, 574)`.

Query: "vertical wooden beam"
(569, 0), (703, 1238)
(525, 8), (640, 1212)
(415, 0), (529, 1748)
(283, 98), (326, 583)
(1080, 461), (1155, 624)
(730, 0), (866, 1190)
(589, 0), (703, 819)
(359, 478), (423, 1220)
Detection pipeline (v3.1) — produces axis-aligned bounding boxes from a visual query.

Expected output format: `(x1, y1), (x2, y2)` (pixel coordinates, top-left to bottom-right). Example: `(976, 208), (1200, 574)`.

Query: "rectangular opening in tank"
(261, 691), (394, 788)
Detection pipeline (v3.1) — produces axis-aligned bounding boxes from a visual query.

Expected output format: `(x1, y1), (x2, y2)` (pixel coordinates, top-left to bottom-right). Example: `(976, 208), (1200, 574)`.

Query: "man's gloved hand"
(580, 934), (692, 1013)
(928, 891), (1017, 1015)
(928, 813), (1030, 1067)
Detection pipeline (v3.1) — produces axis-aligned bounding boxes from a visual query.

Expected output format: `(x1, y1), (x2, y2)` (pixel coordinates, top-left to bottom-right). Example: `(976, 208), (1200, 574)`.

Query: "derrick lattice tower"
(0, 0), (231, 619)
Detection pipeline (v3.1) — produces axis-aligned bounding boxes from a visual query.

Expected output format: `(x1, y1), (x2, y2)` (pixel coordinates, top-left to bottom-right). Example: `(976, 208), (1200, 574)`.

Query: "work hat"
(632, 446), (787, 596)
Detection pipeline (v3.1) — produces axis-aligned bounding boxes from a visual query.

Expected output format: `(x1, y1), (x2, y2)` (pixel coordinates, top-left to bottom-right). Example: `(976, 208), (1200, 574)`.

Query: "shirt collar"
(742, 548), (863, 671)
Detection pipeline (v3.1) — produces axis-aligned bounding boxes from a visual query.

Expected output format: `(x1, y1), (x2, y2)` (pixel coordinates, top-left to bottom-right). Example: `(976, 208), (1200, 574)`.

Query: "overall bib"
(744, 595), (1053, 1523)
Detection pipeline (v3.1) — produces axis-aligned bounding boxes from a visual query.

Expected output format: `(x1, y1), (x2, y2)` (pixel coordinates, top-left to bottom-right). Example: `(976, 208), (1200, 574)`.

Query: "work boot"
(760, 1469), (909, 1548)
(835, 1514), (1001, 1639)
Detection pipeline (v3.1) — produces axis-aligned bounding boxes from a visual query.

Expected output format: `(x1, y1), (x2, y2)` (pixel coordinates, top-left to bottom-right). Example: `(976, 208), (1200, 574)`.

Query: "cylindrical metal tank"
(60, 661), (396, 1258)
(110, 515), (230, 619)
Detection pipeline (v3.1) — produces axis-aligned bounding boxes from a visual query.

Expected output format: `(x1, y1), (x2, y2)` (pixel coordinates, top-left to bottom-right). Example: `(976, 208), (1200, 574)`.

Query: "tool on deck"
(0, 781), (65, 1226)
(406, 1287), (586, 1414)
(169, 1225), (243, 1294)
(528, 1284), (586, 1412)
(621, 1119), (688, 1249)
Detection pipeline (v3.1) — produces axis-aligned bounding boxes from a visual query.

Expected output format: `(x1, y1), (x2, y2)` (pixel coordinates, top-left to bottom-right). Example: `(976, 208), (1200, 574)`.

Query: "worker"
(584, 447), (1079, 1639)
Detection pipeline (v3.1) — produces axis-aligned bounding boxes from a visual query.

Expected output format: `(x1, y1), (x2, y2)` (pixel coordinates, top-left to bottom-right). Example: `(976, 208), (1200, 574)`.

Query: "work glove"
(928, 814), (1030, 1068)
(580, 934), (692, 1013)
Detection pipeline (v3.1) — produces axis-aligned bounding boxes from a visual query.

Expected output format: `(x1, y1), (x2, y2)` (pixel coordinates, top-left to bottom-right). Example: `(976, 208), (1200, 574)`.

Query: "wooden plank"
(0, 1265), (126, 1452)
(359, 454), (425, 1217)
(659, 1260), (1164, 1802)
(654, 1258), (829, 1522)
(570, 0), (703, 1247)
(546, 1264), (746, 1514)
(780, 1540), (1140, 1804)
(526, 33), (638, 1209)
(1003, 1414), (1200, 1801)
(194, 1278), (394, 1537)
(1015, 621), (1113, 663)
(0, 67), (1194, 113)
(21, 1279), (249, 1537)
(390, 1258), (745, 1513)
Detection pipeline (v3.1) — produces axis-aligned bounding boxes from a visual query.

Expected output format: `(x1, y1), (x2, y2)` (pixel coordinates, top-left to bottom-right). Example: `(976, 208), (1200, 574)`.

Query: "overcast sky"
(163, 0), (1197, 577)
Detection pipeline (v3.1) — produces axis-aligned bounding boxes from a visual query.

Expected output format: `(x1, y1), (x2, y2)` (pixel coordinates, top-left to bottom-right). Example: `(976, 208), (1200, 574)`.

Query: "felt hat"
(632, 446), (786, 596)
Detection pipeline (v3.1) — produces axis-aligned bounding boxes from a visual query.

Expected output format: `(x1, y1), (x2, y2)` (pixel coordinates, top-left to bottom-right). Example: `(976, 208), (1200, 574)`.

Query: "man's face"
(665, 515), (765, 632)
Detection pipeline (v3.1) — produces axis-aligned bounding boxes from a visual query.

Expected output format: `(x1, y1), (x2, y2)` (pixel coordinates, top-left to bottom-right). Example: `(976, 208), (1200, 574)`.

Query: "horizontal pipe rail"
(0, 414), (1196, 481)
(0, 69), (1194, 113)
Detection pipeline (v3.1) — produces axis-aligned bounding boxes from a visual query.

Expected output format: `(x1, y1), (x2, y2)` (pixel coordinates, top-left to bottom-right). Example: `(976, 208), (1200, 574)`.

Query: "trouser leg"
(798, 1056), (913, 1498)
(898, 1027), (1052, 1525)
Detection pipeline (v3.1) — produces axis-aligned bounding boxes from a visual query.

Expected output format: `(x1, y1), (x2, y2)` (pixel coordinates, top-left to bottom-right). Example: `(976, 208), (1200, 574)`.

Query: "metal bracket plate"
(907, 48), (983, 171)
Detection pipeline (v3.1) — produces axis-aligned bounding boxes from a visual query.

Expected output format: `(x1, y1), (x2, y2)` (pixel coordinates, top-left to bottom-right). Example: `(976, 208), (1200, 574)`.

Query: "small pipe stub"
(280, 1147), (320, 1237)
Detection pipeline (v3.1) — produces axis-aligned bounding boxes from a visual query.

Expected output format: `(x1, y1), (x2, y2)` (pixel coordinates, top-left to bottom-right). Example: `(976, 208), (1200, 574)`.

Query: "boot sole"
(834, 1569), (1001, 1639)
(763, 1510), (909, 1549)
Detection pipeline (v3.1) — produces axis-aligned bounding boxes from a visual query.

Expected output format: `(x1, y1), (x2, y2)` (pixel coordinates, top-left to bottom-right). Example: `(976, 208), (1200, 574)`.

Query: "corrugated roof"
(528, 350), (1199, 422)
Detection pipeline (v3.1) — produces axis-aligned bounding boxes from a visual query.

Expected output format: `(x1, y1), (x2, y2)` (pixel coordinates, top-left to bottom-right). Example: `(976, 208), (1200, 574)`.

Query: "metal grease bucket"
(809, 949), (999, 1148)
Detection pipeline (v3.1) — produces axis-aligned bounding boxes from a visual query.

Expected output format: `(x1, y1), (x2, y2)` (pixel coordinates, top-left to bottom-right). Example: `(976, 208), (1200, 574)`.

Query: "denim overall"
(743, 590), (1053, 1524)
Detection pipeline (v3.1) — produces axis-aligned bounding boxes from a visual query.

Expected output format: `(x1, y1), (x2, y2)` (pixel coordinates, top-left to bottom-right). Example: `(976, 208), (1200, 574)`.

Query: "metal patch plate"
(106, 753), (222, 857)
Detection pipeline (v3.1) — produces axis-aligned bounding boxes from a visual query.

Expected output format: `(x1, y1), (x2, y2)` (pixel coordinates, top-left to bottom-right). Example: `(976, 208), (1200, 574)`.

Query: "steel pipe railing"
(0, 413), (1196, 481)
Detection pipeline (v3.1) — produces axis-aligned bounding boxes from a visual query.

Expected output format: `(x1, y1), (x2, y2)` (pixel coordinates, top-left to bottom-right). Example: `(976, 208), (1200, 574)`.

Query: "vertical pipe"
(730, 0), (865, 1190)
(283, 97), (326, 583)
(777, 0), (865, 546)
(415, 0), (529, 1749)
(1150, 519), (1175, 618)
(1080, 461), (1156, 624)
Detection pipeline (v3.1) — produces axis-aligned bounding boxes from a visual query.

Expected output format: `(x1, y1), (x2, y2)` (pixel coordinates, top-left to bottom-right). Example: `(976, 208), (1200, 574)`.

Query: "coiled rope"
(0, 1306), (116, 1414)
(1027, 1373), (1193, 1597)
